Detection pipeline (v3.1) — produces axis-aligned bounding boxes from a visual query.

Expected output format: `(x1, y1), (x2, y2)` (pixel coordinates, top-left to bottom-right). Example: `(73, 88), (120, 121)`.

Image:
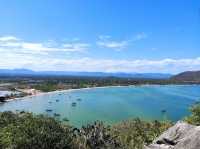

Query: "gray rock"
(145, 144), (174, 149)
(146, 121), (200, 149)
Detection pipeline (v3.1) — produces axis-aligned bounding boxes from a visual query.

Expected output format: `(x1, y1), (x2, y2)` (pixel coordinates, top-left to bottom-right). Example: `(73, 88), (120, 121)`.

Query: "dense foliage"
(0, 111), (73, 149)
(34, 82), (59, 92)
(73, 121), (122, 149)
(0, 111), (172, 149)
(111, 119), (172, 149)
(185, 102), (200, 125)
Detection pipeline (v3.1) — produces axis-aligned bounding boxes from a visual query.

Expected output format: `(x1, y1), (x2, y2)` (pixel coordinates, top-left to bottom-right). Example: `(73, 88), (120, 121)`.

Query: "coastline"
(4, 85), (126, 102)
(4, 84), (200, 102)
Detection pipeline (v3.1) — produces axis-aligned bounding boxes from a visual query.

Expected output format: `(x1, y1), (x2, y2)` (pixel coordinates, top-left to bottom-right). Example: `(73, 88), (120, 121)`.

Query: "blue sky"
(0, 0), (199, 73)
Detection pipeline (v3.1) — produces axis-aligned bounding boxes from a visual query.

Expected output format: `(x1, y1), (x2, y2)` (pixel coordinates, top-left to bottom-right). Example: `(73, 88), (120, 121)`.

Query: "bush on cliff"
(110, 119), (172, 149)
(185, 102), (200, 125)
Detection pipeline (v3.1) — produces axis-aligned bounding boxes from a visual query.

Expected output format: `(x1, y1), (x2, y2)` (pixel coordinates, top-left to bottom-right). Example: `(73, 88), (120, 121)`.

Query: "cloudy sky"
(0, 0), (199, 74)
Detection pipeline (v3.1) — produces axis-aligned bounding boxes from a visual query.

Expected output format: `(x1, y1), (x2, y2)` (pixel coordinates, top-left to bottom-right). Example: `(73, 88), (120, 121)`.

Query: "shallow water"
(0, 85), (200, 127)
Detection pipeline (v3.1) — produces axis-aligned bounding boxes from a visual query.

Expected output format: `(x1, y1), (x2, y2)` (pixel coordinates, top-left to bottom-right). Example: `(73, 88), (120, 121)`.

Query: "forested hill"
(171, 71), (200, 82)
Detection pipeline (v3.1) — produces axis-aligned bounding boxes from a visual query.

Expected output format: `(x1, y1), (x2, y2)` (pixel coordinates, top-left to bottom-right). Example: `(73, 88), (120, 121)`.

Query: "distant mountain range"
(171, 71), (200, 82)
(0, 69), (172, 79)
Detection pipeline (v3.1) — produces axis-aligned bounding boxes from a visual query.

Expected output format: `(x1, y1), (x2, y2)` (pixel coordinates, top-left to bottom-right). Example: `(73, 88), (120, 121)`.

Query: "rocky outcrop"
(145, 121), (200, 149)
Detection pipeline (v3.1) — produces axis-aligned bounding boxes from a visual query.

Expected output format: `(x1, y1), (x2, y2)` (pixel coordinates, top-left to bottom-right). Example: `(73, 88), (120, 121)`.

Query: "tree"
(185, 102), (200, 125)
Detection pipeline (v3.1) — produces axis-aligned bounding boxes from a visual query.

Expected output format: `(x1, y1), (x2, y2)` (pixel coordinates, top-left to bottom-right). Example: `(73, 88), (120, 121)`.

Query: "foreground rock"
(145, 121), (200, 149)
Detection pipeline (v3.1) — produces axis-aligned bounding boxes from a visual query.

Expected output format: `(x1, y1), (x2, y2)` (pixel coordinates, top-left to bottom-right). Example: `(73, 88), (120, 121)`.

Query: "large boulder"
(145, 121), (200, 149)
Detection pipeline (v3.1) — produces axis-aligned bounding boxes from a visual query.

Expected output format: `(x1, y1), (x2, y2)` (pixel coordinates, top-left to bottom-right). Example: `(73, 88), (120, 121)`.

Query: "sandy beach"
(4, 85), (130, 102)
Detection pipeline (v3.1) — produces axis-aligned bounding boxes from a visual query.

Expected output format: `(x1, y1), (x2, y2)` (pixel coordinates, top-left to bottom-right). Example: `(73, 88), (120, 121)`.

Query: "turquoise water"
(0, 85), (200, 127)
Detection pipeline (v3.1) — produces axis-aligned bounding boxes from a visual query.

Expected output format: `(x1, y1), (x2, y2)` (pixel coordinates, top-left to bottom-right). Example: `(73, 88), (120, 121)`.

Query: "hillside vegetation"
(0, 112), (171, 149)
(171, 71), (200, 82)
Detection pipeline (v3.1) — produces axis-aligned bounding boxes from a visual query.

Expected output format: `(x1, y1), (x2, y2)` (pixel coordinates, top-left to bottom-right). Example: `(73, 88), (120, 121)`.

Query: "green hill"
(171, 71), (200, 82)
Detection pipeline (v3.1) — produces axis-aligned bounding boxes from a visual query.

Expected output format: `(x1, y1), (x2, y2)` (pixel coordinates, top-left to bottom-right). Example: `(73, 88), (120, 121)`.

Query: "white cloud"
(62, 43), (90, 51)
(0, 35), (199, 74)
(97, 35), (128, 51)
(0, 36), (20, 42)
(0, 51), (200, 74)
(97, 40), (128, 51)
(0, 36), (90, 55)
(97, 33), (148, 51)
(98, 35), (111, 40)
(133, 32), (148, 41)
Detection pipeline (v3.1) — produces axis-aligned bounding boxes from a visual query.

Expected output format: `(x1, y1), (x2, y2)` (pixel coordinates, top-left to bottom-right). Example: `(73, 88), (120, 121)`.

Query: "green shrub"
(0, 111), (172, 149)
(72, 121), (121, 149)
(34, 83), (58, 92)
(110, 118), (172, 149)
(185, 102), (200, 125)
(0, 111), (73, 149)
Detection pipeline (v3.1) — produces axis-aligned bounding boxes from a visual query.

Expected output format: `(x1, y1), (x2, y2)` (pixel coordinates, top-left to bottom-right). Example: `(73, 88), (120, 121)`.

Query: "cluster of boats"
(45, 93), (83, 122)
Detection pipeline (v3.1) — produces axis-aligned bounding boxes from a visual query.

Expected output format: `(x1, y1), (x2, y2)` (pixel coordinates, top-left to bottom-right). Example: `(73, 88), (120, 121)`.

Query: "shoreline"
(4, 85), (126, 102)
(4, 84), (200, 102)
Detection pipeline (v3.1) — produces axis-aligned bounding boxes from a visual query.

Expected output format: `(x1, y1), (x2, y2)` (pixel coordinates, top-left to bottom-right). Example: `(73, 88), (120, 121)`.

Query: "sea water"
(0, 85), (200, 127)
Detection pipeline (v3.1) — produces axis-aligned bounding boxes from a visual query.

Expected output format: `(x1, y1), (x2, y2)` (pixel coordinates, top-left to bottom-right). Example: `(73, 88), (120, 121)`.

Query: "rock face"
(145, 121), (200, 149)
